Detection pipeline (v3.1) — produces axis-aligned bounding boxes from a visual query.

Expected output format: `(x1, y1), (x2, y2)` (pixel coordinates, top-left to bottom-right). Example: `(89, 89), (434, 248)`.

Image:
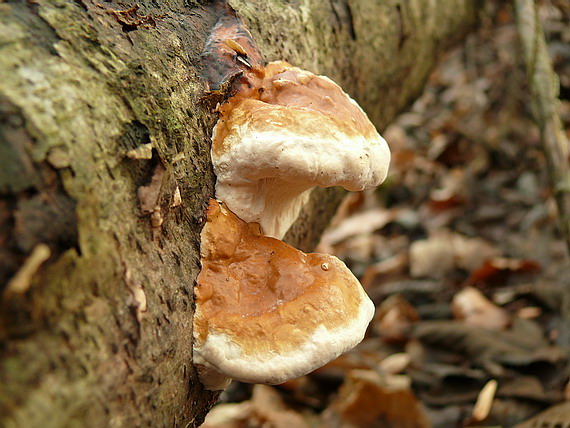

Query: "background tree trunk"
(0, 0), (479, 426)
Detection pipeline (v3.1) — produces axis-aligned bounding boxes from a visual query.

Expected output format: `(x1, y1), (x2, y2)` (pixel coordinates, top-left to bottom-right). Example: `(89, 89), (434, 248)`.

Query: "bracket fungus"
(211, 60), (391, 238)
(193, 200), (375, 390)
(194, 7), (390, 391)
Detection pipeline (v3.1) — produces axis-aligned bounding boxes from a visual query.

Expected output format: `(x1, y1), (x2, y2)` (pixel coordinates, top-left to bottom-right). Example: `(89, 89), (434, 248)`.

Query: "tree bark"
(0, 1), (479, 426)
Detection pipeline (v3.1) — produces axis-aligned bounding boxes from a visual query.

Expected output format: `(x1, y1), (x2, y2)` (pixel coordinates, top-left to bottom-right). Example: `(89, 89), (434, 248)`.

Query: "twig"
(4, 244), (51, 298)
(514, 0), (570, 254)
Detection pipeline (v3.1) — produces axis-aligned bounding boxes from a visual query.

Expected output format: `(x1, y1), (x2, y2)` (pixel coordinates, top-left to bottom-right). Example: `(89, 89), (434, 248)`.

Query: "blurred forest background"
(201, 2), (570, 427)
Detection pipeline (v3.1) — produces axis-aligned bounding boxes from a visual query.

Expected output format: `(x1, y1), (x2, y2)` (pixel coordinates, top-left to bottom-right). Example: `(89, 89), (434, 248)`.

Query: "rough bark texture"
(514, 0), (570, 254)
(0, 1), (479, 427)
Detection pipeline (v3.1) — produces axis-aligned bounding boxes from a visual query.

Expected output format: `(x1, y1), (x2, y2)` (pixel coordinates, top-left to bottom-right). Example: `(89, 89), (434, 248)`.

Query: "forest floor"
(201, 2), (570, 427)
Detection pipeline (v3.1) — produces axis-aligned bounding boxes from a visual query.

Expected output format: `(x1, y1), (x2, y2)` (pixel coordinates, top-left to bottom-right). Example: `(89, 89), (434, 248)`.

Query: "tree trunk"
(0, 1), (479, 426)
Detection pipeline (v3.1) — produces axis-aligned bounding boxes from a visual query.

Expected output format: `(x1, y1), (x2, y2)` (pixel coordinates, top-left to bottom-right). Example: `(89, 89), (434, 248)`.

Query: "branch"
(514, 0), (570, 253)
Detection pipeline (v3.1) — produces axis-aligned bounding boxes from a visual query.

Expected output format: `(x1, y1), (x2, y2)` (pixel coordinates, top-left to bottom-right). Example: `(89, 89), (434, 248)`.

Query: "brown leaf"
(452, 287), (511, 330)
(373, 295), (420, 343)
(201, 402), (251, 428)
(412, 318), (566, 375)
(249, 385), (310, 428)
(498, 376), (561, 403)
(361, 253), (409, 291)
(202, 385), (310, 428)
(409, 230), (499, 279)
(318, 208), (395, 248)
(321, 370), (431, 428)
(513, 401), (570, 428)
(468, 257), (541, 286)
(379, 353), (412, 375)
(428, 168), (467, 212)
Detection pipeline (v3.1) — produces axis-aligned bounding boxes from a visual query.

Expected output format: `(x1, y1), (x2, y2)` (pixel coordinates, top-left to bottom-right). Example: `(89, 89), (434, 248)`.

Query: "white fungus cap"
(212, 61), (391, 238)
(193, 200), (375, 390)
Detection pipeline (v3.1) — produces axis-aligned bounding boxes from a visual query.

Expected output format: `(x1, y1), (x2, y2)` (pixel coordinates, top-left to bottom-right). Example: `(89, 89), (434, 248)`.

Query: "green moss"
(0, 0), (478, 426)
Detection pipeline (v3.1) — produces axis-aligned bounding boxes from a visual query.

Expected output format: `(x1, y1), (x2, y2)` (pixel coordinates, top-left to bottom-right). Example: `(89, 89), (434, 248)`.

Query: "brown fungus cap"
(193, 199), (375, 390)
(211, 61), (391, 238)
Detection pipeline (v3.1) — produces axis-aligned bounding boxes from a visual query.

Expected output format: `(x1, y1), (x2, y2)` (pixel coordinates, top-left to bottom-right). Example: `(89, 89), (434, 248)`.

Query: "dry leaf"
(472, 379), (498, 422)
(409, 234), (456, 279)
(412, 318), (566, 375)
(498, 375), (558, 402)
(409, 230), (499, 279)
(452, 287), (510, 330)
(379, 353), (412, 375)
(516, 306), (542, 319)
(318, 208), (394, 249)
(202, 385), (310, 428)
(513, 401), (570, 428)
(428, 168), (467, 210)
(250, 385), (310, 428)
(373, 295), (420, 342)
(201, 402), (251, 428)
(452, 234), (500, 272)
(361, 253), (409, 290)
(468, 258), (541, 286)
(321, 369), (431, 428)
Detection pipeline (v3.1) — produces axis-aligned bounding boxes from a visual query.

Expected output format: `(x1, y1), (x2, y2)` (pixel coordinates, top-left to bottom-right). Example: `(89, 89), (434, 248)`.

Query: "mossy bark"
(0, 1), (479, 426)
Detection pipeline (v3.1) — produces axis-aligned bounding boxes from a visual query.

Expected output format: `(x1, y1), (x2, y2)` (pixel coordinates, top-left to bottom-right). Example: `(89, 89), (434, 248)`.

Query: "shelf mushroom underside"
(212, 78), (390, 239)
